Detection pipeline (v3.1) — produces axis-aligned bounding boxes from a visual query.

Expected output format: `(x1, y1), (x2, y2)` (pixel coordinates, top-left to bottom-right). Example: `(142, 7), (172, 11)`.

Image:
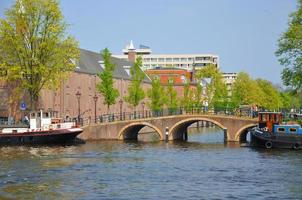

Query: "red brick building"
(145, 68), (193, 84)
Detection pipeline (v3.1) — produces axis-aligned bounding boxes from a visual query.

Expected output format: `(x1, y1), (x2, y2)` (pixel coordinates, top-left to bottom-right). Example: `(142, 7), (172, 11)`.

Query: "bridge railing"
(80, 106), (256, 126)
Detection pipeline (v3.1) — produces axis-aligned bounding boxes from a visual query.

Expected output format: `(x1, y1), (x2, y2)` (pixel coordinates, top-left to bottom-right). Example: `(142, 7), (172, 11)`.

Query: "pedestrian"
(24, 115), (29, 125)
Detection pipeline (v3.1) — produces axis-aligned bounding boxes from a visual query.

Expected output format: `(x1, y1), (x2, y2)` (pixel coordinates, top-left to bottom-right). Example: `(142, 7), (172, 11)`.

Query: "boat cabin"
(29, 110), (75, 130)
(273, 124), (302, 135)
(258, 112), (282, 132)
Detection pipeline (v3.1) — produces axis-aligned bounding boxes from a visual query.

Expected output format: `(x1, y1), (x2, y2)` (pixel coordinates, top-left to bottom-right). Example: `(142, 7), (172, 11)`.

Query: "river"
(0, 127), (302, 200)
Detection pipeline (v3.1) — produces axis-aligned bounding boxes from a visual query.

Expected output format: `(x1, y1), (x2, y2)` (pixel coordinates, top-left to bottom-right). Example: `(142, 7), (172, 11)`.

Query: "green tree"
(147, 78), (165, 115)
(124, 56), (145, 111)
(256, 79), (282, 111)
(230, 72), (264, 108)
(193, 81), (203, 112)
(165, 78), (178, 114)
(276, 0), (302, 91)
(97, 48), (119, 112)
(196, 64), (228, 110)
(181, 81), (194, 112)
(0, 0), (79, 110)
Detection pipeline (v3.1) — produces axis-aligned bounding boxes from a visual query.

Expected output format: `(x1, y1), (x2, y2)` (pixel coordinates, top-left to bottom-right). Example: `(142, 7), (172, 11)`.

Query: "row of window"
(143, 64), (193, 68)
(143, 57), (195, 62)
(277, 127), (299, 133)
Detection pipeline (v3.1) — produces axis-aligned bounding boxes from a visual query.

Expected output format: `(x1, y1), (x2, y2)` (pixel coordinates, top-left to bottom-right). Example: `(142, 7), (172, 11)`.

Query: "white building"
(222, 72), (237, 96)
(113, 41), (219, 71)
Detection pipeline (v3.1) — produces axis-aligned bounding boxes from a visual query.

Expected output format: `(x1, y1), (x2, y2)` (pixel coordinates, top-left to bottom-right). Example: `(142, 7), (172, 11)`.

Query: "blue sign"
(20, 102), (26, 111)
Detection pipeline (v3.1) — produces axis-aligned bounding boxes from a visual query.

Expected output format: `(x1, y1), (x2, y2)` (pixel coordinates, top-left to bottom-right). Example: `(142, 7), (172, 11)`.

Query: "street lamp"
(119, 99), (123, 120)
(76, 91), (81, 125)
(141, 101), (145, 118)
(93, 94), (98, 123)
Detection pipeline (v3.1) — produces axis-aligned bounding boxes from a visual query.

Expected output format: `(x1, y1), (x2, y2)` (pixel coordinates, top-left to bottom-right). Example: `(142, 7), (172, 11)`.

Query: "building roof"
(76, 48), (150, 82)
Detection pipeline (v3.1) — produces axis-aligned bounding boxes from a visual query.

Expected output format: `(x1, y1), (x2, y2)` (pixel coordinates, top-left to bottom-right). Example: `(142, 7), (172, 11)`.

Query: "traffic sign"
(20, 102), (26, 111)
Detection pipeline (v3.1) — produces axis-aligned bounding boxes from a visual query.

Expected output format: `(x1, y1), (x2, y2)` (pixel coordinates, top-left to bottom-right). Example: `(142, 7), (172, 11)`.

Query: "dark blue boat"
(250, 112), (302, 149)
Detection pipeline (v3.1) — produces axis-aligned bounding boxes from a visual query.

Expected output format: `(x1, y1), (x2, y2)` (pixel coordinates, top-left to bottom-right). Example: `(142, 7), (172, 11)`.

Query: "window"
(144, 58), (150, 62)
(195, 57), (204, 61)
(151, 58), (157, 62)
(173, 58), (179, 62)
(188, 58), (193, 61)
(166, 58), (172, 62)
(289, 128), (297, 133)
(277, 127), (285, 132)
(158, 58), (164, 62)
(181, 58), (187, 62)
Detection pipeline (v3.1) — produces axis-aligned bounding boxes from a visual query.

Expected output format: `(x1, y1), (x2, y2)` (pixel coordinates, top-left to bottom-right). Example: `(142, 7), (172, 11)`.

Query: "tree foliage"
(256, 79), (282, 110)
(196, 64), (228, 109)
(276, 0), (302, 91)
(0, 0), (79, 110)
(97, 48), (119, 112)
(147, 78), (165, 113)
(230, 72), (291, 111)
(181, 81), (194, 111)
(230, 72), (264, 108)
(165, 78), (178, 114)
(124, 56), (145, 110)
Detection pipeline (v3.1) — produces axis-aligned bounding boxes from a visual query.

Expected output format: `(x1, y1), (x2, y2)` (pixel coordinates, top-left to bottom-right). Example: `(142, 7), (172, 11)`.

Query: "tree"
(124, 56), (145, 111)
(165, 78), (178, 114)
(196, 64), (228, 110)
(181, 81), (194, 112)
(276, 0), (302, 91)
(96, 48), (119, 112)
(256, 79), (282, 111)
(0, 0), (79, 110)
(147, 78), (165, 115)
(230, 72), (264, 108)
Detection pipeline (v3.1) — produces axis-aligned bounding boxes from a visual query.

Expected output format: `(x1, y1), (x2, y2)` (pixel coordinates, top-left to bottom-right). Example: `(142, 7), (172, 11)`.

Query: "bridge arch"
(118, 122), (164, 141)
(169, 117), (227, 141)
(234, 123), (257, 142)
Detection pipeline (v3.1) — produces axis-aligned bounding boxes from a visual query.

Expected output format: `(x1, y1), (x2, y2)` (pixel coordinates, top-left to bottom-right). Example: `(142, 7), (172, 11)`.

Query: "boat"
(0, 110), (83, 145)
(249, 112), (302, 149)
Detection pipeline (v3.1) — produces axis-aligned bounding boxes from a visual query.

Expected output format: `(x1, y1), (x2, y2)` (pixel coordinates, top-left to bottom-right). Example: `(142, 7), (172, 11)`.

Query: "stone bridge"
(79, 114), (258, 142)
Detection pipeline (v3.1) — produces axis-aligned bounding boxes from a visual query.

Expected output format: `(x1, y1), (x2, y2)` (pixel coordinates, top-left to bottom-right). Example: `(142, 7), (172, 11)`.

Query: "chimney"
(127, 40), (136, 62)
(128, 50), (136, 63)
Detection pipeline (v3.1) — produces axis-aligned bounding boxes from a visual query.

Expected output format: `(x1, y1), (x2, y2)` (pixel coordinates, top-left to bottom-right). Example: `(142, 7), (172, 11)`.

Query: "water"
(0, 127), (302, 200)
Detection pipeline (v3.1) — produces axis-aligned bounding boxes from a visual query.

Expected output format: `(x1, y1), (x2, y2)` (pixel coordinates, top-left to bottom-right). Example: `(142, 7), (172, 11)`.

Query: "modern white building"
(222, 72), (237, 96)
(113, 41), (219, 71)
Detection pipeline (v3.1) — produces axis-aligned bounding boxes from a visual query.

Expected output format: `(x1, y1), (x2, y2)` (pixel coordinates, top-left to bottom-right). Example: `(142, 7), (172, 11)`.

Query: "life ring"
(265, 141), (273, 149)
(293, 143), (300, 149)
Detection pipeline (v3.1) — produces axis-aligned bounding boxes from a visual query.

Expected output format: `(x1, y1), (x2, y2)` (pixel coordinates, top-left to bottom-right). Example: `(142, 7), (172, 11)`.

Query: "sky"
(0, 0), (298, 84)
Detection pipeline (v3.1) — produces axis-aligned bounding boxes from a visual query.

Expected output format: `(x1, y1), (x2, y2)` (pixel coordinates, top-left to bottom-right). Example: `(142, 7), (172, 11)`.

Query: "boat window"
(277, 127), (285, 132)
(259, 114), (263, 122)
(289, 128), (297, 133)
(273, 114), (277, 122)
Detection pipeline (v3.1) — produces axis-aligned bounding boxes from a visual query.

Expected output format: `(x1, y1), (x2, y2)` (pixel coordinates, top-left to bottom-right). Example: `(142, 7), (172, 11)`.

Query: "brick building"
(0, 49), (152, 122)
(145, 68), (193, 84)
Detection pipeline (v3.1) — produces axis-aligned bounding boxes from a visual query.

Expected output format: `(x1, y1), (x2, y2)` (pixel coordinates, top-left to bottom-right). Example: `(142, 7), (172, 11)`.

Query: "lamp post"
(76, 91), (81, 125)
(93, 94), (98, 123)
(141, 101), (145, 118)
(119, 99), (123, 120)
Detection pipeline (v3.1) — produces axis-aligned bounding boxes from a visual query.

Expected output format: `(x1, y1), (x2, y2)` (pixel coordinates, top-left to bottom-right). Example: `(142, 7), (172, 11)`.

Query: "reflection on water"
(0, 128), (302, 199)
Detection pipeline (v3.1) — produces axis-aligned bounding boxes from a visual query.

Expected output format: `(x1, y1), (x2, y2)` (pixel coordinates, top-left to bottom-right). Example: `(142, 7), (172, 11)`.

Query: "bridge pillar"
(223, 128), (227, 143)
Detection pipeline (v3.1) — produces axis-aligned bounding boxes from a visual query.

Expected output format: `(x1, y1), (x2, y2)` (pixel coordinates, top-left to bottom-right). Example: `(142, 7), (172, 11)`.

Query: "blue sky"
(0, 0), (298, 84)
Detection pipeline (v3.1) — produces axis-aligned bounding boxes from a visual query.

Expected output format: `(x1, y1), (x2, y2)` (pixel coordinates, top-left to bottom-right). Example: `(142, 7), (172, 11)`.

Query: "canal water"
(0, 127), (302, 200)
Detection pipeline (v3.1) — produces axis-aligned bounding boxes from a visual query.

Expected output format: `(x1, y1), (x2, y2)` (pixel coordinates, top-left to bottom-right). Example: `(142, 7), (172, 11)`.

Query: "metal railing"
(80, 106), (256, 126)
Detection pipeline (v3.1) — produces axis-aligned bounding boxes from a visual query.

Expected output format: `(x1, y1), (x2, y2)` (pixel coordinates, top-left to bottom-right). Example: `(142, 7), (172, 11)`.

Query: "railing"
(80, 106), (257, 126)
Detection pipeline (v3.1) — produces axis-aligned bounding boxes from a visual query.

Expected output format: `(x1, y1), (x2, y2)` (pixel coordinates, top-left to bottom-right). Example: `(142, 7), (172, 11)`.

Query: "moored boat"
(0, 110), (83, 145)
(249, 112), (302, 149)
